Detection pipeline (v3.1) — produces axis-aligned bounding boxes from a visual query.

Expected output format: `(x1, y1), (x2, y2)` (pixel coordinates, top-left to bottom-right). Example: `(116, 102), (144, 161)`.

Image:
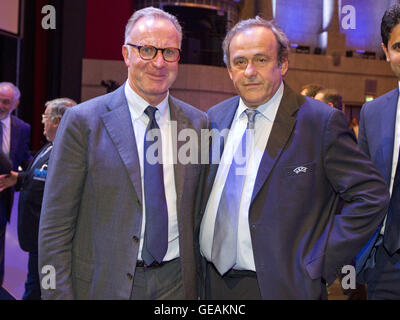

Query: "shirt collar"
(236, 81), (284, 122)
(124, 80), (169, 120)
(1, 115), (11, 128)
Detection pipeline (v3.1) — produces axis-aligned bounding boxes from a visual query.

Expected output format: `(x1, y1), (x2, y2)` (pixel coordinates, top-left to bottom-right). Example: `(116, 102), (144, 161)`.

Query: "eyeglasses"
(126, 43), (181, 62)
(41, 114), (50, 120)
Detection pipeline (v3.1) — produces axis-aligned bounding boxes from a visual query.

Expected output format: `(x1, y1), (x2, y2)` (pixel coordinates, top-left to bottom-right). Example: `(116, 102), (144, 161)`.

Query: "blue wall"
(274, 0), (395, 54)
(275, 0), (323, 48)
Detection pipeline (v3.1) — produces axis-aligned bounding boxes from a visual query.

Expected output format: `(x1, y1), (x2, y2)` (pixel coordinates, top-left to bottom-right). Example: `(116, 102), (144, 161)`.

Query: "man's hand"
(0, 171), (18, 192)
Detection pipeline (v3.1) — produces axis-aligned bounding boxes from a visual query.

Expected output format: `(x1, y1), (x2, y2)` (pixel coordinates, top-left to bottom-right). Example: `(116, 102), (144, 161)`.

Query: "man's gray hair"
(124, 7), (183, 45)
(0, 82), (21, 102)
(222, 16), (289, 68)
(45, 97), (77, 121)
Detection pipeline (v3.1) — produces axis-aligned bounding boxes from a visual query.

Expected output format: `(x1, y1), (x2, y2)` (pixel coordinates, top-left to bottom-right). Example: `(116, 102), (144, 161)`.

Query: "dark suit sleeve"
(18, 122), (33, 170)
(0, 151), (12, 174)
(322, 110), (389, 284)
(358, 103), (369, 157)
(15, 171), (27, 191)
(38, 108), (87, 299)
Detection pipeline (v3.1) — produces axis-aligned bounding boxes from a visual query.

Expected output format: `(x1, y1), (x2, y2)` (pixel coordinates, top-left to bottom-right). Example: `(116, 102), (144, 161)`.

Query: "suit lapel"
(379, 89), (398, 185)
(169, 96), (191, 221)
(27, 143), (51, 172)
(100, 86), (143, 205)
(251, 85), (302, 204)
(201, 97), (238, 214)
(10, 116), (19, 166)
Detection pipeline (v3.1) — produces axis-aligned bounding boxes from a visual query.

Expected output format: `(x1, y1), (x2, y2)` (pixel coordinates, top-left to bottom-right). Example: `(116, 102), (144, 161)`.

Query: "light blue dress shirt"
(200, 82), (284, 271)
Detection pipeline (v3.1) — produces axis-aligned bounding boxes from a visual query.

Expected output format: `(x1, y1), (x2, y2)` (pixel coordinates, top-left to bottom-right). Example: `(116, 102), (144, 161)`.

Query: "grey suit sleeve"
(38, 108), (88, 299)
(322, 109), (389, 284)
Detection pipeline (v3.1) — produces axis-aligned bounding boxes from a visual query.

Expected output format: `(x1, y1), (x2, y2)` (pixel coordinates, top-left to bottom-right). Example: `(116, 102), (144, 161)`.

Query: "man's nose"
(152, 50), (166, 67)
(244, 62), (257, 78)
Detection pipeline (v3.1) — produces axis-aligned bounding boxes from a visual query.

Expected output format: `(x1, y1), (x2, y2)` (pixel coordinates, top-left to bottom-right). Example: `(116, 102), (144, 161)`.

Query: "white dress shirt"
(200, 82), (284, 271)
(0, 115), (11, 157)
(381, 82), (400, 235)
(124, 81), (179, 261)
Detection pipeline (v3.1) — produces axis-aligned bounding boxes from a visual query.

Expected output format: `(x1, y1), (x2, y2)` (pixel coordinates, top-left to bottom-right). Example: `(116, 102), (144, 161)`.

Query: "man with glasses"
(38, 7), (207, 299)
(0, 82), (31, 289)
(197, 17), (389, 299)
(0, 98), (76, 300)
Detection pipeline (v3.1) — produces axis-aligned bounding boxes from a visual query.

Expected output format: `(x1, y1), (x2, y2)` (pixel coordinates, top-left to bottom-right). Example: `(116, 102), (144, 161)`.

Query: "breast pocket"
(277, 162), (317, 206)
(283, 162), (315, 178)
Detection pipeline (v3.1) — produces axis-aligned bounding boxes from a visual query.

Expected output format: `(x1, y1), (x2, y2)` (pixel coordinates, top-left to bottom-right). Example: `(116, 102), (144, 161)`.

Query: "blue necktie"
(384, 149), (400, 255)
(141, 106), (168, 265)
(211, 108), (257, 275)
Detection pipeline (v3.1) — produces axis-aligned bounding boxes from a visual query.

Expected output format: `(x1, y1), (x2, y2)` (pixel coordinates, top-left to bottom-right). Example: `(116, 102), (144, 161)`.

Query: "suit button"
(126, 273), (133, 281)
(132, 236), (139, 243)
(251, 224), (256, 229)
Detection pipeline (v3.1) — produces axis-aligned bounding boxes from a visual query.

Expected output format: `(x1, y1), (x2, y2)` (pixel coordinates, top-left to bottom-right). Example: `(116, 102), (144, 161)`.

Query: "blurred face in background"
(0, 84), (19, 120)
(42, 105), (59, 142)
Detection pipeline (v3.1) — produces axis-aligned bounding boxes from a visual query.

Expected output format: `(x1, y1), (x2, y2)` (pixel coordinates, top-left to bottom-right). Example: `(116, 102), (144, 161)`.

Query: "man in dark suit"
(0, 98), (76, 300)
(197, 17), (390, 299)
(0, 82), (31, 287)
(356, 3), (400, 299)
(38, 7), (207, 299)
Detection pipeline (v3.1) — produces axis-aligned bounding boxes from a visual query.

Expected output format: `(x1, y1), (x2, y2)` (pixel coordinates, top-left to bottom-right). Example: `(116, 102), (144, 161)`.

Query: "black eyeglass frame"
(126, 43), (181, 62)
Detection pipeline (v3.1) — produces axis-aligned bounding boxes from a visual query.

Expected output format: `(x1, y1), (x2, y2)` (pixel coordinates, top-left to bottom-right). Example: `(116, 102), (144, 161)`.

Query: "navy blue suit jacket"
(0, 115), (31, 224)
(356, 88), (398, 276)
(17, 143), (51, 252)
(197, 85), (389, 299)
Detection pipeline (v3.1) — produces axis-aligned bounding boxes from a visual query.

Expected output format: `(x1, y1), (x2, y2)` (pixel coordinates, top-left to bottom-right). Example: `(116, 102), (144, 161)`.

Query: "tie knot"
(144, 106), (158, 121)
(244, 109), (258, 129)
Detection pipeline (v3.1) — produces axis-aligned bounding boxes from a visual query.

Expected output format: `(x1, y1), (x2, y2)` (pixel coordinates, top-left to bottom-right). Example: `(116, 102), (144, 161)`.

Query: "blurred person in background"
(300, 83), (324, 98)
(0, 82), (31, 288)
(0, 97), (76, 300)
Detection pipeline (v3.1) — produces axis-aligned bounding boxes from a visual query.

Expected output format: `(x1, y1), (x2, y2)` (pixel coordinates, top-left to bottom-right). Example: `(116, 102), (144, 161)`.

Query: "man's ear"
(12, 99), (20, 111)
(227, 65), (233, 81)
(382, 43), (390, 62)
(280, 58), (289, 76)
(122, 45), (130, 67)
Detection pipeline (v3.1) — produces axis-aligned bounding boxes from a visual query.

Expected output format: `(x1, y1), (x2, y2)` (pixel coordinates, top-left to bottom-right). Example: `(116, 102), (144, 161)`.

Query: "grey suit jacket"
(0, 115), (31, 224)
(38, 85), (207, 299)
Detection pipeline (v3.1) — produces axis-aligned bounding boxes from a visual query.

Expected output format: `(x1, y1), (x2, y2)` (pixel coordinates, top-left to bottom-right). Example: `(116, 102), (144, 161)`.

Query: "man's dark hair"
(222, 16), (289, 69)
(317, 88), (343, 111)
(381, 3), (400, 48)
(301, 83), (324, 98)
